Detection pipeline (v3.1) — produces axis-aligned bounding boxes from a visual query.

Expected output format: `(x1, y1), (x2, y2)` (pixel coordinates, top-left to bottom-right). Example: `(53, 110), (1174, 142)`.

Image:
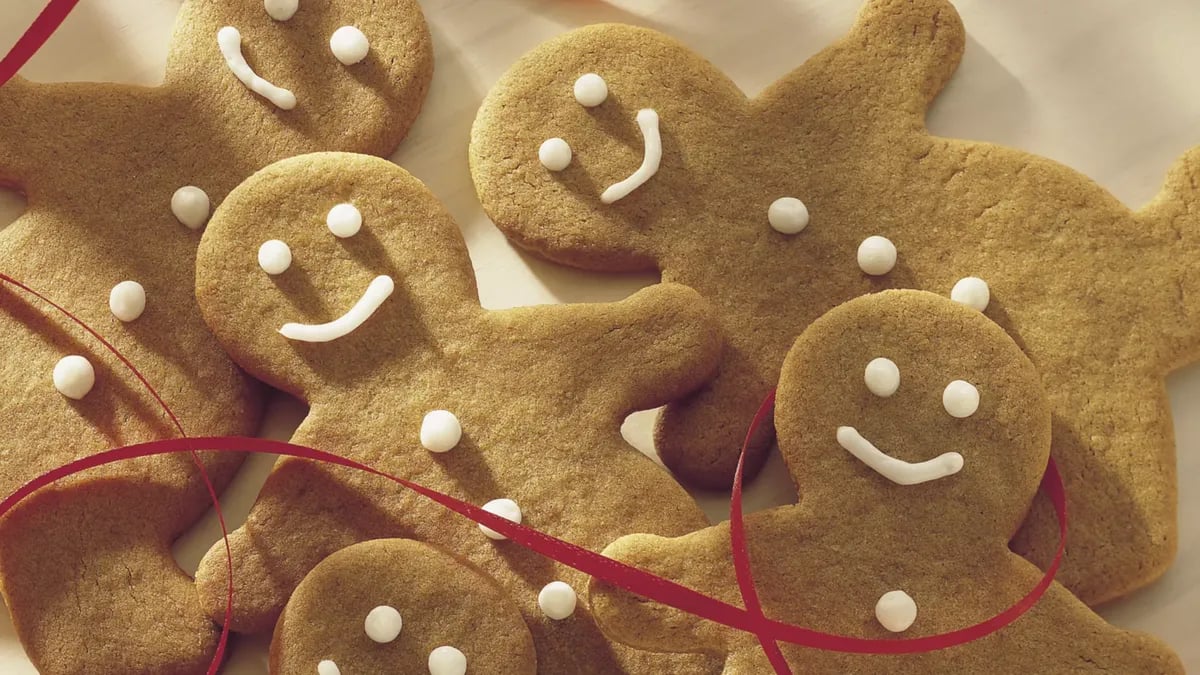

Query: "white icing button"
(364, 605), (403, 643)
(109, 281), (146, 322)
(573, 73), (608, 107)
(864, 357), (900, 398)
(875, 590), (917, 633)
(942, 380), (980, 418)
(420, 410), (462, 453)
(330, 26), (370, 66)
(317, 660), (341, 675)
(538, 581), (578, 620)
(258, 240), (293, 275)
(951, 276), (990, 312)
(326, 203), (362, 238)
(171, 186), (210, 230)
(53, 355), (95, 400)
(539, 138), (572, 172)
(428, 646), (467, 675)
(768, 197), (809, 234)
(264, 0), (298, 21)
(857, 236), (897, 276)
(479, 498), (522, 540)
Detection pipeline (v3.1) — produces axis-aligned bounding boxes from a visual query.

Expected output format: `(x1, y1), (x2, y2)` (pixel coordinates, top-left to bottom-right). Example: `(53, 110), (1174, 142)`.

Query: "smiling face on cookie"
(195, 153), (480, 399)
(775, 290), (1051, 539)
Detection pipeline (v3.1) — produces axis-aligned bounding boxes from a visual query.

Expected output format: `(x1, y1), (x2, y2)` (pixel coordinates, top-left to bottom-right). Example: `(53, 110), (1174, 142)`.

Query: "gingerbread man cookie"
(272, 539), (536, 675)
(0, 2), (431, 672)
(190, 152), (722, 673)
(469, 0), (1191, 605)
(589, 290), (1183, 673)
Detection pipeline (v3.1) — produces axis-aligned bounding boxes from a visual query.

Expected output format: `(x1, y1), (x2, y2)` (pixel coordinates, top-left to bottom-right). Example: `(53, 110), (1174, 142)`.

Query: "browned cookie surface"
(272, 539), (536, 675)
(192, 152), (722, 674)
(591, 290), (1182, 674)
(0, 1), (432, 672)
(470, 0), (1187, 604)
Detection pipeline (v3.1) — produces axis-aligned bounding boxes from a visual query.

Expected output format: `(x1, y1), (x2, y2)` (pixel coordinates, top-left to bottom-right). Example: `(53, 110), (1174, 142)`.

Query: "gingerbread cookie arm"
(0, 77), (36, 182)
(591, 527), (738, 659)
(485, 283), (721, 417)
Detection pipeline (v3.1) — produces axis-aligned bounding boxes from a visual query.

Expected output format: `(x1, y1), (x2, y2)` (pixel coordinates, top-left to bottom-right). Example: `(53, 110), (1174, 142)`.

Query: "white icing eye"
(857, 235), (897, 275)
(875, 590), (917, 632)
(364, 605), (403, 643)
(53, 355), (95, 400)
(538, 581), (578, 620)
(317, 660), (341, 675)
(420, 410), (462, 453)
(326, 203), (362, 238)
(863, 357), (900, 398)
(539, 138), (572, 172)
(109, 280), (146, 322)
(479, 498), (522, 540)
(951, 276), (990, 312)
(330, 26), (370, 66)
(942, 380), (980, 418)
(428, 646), (467, 675)
(768, 197), (809, 234)
(573, 73), (608, 107)
(171, 186), (210, 230)
(264, 0), (298, 21)
(258, 240), (292, 275)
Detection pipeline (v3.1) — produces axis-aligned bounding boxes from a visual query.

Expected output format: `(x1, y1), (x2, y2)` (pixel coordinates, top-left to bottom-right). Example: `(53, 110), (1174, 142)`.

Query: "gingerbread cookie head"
(0, 1), (432, 672)
(589, 291), (1182, 674)
(777, 290), (1050, 540)
(272, 539), (536, 675)
(192, 151), (722, 673)
(473, 0), (1188, 605)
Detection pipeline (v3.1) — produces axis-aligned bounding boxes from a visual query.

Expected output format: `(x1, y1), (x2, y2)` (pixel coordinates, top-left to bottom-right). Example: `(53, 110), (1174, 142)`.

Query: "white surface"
(1, 0), (1199, 671)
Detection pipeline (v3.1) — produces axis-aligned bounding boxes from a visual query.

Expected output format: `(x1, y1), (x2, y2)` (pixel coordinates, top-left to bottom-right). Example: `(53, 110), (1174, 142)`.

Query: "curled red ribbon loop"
(0, 272), (1067, 675)
(0, 0), (79, 88)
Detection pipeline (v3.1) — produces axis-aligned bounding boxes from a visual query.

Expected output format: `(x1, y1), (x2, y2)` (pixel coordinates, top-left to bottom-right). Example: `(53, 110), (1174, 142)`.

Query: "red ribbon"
(0, 272), (1067, 673)
(0, 0), (79, 87)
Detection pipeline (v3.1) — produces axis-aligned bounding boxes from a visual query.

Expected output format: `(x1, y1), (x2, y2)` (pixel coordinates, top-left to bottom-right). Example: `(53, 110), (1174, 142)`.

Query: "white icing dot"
(538, 581), (577, 620)
(420, 410), (462, 453)
(942, 380), (980, 418)
(171, 186), (210, 230)
(428, 646), (467, 675)
(768, 197), (809, 234)
(264, 0), (298, 21)
(53, 355), (95, 400)
(875, 590), (917, 633)
(258, 240), (292, 275)
(864, 357), (900, 398)
(326, 203), (362, 238)
(573, 73), (608, 107)
(109, 281), (146, 322)
(364, 605), (403, 643)
(857, 236), (897, 276)
(539, 138), (572, 172)
(317, 660), (341, 675)
(330, 26), (370, 66)
(951, 276), (990, 312)
(479, 498), (522, 540)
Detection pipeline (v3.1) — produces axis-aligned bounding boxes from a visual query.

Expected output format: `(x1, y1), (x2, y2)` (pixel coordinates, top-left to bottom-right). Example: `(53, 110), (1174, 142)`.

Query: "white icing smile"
(600, 108), (662, 204)
(835, 426), (963, 486)
(217, 26), (297, 110)
(279, 275), (394, 343)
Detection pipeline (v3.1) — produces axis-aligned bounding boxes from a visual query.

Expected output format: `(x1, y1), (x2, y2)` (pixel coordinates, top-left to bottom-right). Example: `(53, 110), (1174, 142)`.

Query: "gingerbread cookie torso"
(589, 290), (1183, 674)
(272, 539), (537, 675)
(191, 152), (723, 674)
(469, 0), (1193, 604)
(0, 1), (431, 672)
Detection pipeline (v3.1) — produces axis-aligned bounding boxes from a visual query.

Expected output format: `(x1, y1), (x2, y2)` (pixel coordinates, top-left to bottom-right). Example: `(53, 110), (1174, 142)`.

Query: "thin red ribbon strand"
(0, 273), (1067, 674)
(0, 0), (79, 87)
